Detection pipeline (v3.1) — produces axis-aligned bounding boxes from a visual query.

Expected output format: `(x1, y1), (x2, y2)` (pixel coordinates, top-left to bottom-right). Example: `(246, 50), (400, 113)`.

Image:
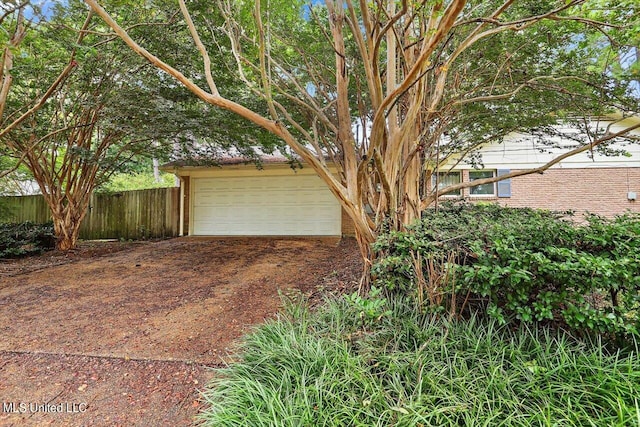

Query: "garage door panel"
(195, 191), (332, 206)
(197, 205), (311, 217)
(192, 175), (341, 236)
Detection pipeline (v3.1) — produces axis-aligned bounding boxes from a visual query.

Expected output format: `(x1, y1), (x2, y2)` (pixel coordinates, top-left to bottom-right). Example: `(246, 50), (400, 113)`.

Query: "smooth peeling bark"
(52, 216), (83, 251)
(82, 0), (640, 288)
(46, 193), (92, 251)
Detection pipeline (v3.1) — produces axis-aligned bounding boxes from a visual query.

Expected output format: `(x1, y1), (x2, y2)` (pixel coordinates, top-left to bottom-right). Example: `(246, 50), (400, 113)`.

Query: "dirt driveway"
(0, 238), (361, 426)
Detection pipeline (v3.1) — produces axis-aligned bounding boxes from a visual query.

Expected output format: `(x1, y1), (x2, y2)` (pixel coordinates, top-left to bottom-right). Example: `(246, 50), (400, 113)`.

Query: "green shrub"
(97, 171), (176, 193)
(0, 222), (56, 258)
(199, 296), (640, 426)
(372, 203), (640, 340)
(0, 198), (14, 222)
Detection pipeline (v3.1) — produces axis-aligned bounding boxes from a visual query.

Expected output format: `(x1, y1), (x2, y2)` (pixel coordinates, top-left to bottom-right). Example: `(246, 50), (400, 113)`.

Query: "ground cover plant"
(199, 204), (640, 425)
(0, 221), (55, 258)
(372, 203), (640, 341)
(199, 295), (640, 426)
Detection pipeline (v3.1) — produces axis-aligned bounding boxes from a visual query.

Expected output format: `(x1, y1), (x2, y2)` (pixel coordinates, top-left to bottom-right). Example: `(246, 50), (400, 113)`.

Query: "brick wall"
(343, 167), (640, 236)
(341, 208), (356, 236)
(502, 167), (639, 217)
(459, 167), (640, 217)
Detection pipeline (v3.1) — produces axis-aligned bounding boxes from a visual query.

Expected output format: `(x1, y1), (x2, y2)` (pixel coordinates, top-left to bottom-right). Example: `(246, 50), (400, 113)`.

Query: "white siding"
(448, 119), (640, 170)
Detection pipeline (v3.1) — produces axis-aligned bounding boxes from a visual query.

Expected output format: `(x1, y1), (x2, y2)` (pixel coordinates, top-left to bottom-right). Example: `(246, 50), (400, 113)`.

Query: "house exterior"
(164, 117), (639, 237)
(432, 117), (640, 218)
(162, 157), (355, 237)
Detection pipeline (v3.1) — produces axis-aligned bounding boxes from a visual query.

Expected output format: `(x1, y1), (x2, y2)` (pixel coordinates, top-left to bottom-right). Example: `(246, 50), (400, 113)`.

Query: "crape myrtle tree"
(2, 0), (284, 250)
(84, 0), (639, 278)
(580, 0), (639, 86)
(1, 1), (92, 180)
(1, 2), (164, 249)
(1, 4), (168, 249)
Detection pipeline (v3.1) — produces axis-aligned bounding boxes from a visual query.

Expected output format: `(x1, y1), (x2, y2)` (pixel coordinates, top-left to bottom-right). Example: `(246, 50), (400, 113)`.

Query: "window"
(469, 170), (496, 196)
(432, 171), (461, 196)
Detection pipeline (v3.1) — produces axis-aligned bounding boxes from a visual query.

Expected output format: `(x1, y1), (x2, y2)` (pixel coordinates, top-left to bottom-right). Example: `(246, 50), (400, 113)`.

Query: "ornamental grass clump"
(199, 295), (640, 426)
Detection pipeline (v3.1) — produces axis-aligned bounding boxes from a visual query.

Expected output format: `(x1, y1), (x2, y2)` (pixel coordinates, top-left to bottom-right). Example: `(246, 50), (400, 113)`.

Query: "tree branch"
(177, 0), (219, 96)
(84, 0), (350, 212)
(0, 10), (94, 139)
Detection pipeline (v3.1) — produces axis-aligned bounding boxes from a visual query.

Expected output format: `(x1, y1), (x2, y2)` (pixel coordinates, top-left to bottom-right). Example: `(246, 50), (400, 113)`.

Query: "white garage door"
(192, 174), (341, 236)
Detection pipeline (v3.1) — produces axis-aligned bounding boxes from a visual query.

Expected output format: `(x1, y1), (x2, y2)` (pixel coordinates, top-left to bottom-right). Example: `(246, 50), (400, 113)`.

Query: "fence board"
(0, 187), (180, 240)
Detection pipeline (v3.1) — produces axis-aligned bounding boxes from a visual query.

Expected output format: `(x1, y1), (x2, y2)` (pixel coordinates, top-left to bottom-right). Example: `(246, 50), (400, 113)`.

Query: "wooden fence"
(0, 187), (180, 240)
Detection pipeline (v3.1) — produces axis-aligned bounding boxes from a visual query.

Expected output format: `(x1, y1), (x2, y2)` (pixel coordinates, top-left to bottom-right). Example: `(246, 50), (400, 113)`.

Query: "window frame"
(431, 171), (462, 197)
(469, 170), (497, 197)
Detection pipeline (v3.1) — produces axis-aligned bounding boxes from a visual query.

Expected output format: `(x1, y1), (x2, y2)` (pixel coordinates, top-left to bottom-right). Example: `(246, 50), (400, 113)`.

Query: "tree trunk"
(48, 196), (91, 251)
(51, 212), (84, 251)
(354, 230), (376, 292)
(152, 158), (161, 183)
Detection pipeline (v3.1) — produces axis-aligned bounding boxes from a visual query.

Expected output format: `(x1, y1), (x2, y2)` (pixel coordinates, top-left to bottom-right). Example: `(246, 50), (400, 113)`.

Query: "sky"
(22, 0), (63, 22)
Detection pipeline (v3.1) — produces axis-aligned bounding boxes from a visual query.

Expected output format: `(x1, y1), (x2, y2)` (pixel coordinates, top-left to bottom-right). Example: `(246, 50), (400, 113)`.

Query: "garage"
(190, 172), (341, 236)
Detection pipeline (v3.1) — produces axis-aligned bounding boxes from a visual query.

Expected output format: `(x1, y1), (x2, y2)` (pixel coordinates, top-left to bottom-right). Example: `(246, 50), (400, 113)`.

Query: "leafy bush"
(344, 286), (392, 328)
(0, 198), (14, 222)
(199, 296), (640, 426)
(97, 172), (176, 193)
(0, 222), (56, 258)
(372, 203), (640, 340)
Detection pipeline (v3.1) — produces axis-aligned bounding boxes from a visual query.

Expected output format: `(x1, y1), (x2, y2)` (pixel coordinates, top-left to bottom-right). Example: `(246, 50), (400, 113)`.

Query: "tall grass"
(198, 296), (640, 426)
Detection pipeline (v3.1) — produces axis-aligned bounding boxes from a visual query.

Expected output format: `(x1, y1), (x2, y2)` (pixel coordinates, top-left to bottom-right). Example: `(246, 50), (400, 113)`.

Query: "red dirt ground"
(0, 238), (361, 426)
